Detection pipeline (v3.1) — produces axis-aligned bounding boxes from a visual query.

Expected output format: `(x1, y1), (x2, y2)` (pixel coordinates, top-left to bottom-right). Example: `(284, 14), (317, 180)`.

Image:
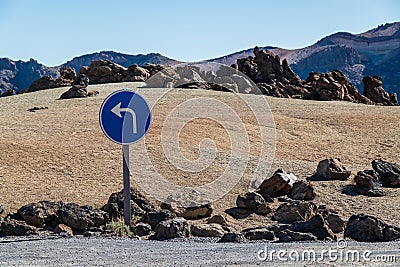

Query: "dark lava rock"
(344, 214), (400, 242)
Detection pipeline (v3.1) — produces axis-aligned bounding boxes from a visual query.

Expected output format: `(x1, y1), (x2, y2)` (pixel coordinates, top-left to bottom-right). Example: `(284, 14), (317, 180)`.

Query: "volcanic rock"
(344, 214), (400, 242)
(372, 159), (400, 187)
(154, 218), (190, 239)
(354, 170), (385, 196)
(316, 158), (351, 180)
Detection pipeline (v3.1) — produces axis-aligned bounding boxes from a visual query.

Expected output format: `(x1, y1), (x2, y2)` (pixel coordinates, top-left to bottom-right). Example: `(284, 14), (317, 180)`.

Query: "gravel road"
(0, 236), (399, 266)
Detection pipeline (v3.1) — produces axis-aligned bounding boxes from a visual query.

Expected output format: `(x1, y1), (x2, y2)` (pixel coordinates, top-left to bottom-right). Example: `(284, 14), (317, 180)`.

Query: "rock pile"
(235, 47), (397, 106)
(59, 74), (98, 99)
(363, 76), (398, 106)
(78, 60), (152, 84)
(353, 159), (400, 197)
(1, 159), (399, 243)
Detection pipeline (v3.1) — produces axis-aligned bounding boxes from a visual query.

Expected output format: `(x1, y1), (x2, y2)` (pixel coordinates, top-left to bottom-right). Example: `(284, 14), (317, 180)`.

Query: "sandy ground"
(0, 82), (399, 230)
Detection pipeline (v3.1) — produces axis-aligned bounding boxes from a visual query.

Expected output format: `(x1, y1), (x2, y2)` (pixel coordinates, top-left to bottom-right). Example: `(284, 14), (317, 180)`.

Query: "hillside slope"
(0, 83), (399, 229)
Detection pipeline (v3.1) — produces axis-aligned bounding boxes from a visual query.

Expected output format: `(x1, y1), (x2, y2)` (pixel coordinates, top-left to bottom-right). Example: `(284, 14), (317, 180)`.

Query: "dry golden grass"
(0, 82), (399, 230)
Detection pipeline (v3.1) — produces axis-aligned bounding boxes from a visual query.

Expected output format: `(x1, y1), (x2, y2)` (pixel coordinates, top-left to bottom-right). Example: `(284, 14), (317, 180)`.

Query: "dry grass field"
(0, 82), (399, 231)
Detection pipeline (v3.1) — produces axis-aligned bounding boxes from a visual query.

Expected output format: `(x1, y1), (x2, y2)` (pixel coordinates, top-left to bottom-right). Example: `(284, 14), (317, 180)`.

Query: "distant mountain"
(0, 58), (58, 94)
(210, 22), (400, 94)
(1, 22), (399, 96)
(60, 51), (180, 73)
(0, 52), (179, 94)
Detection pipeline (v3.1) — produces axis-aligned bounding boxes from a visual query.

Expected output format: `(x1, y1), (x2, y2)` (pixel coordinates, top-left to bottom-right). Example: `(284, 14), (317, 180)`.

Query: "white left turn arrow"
(111, 102), (137, 133)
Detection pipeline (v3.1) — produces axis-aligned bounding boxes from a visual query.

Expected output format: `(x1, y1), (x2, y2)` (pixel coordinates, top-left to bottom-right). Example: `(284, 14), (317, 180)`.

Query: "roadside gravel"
(0, 236), (399, 266)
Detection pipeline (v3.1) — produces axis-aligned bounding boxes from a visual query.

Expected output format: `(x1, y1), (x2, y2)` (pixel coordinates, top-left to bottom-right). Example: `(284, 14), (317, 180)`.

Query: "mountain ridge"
(1, 22), (399, 95)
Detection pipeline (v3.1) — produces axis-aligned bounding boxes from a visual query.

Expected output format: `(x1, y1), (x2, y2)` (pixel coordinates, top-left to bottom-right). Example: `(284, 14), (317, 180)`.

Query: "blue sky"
(1, 0), (399, 66)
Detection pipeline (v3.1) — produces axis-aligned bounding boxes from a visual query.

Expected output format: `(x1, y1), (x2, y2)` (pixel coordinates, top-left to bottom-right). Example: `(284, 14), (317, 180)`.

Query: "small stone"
(207, 214), (229, 227)
(242, 228), (274, 240)
(133, 222), (152, 237)
(217, 232), (247, 243)
(54, 224), (73, 236)
(191, 223), (226, 237)
(276, 229), (316, 242)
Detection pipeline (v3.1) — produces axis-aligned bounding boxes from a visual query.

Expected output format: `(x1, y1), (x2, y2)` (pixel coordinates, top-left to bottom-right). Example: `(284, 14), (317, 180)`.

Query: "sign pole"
(122, 144), (131, 226)
(100, 90), (151, 227)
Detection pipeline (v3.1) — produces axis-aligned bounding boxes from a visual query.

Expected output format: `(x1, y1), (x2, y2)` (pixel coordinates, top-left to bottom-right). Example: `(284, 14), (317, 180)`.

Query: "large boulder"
(363, 76), (398, 106)
(59, 203), (109, 231)
(154, 218), (190, 239)
(102, 187), (155, 220)
(0, 217), (39, 236)
(288, 180), (316, 200)
(18, 201), (62, 228)
(344, 214), (400, 242)
(142, 209), (176, 228)
(258, 168), (297, 198)
(316, 158), (351, 180)
(305, 70), (372, 104)
(59, 74), (93, 99)
(273, 201), (317, 223)
(86, 60), (127, 84)
(317, 206), (346, 233)
(190, 223), (226, 238)
(372, 159), (400, 187)
(354, 170), (385, 196)
(289, 214), (335, 240)
(125, 65), (150, 82)
(27, 66), (76, 92)
(236, 192), (271, 215)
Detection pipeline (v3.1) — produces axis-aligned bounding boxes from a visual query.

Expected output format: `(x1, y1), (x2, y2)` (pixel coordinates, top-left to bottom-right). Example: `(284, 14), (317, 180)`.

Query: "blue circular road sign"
(99, 90), (151, 145)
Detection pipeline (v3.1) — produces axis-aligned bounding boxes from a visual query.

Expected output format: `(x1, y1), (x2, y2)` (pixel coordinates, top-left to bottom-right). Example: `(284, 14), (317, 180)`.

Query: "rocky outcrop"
(363, 76), (398, 105)
(26, 66), (76, 92)
(305, 70), (372, 103)
(237, 48), (308, 98)
(344, 214), (400, 242)
(78, 60), (151, 84)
